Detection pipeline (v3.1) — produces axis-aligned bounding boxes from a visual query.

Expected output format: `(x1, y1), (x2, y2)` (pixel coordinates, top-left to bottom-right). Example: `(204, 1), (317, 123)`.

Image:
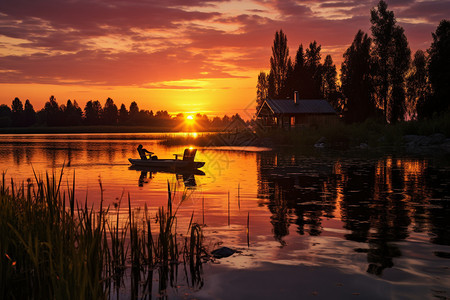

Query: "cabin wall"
(294, 114), (339, 127)
(256, 104), (276, 127)
(257, 110), (340, 130)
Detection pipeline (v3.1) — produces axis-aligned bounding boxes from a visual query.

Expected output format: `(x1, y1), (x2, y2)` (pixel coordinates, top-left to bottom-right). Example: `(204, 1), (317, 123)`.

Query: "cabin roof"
(258, 98), (336, 116)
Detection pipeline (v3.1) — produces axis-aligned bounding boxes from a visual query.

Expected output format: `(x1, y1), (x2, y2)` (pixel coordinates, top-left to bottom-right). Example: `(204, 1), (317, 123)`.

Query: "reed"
(247, 212), (250, 247)
(228, 191), (231, 226)
(0, 168), (208, 299)
(238, 183), (241, 210)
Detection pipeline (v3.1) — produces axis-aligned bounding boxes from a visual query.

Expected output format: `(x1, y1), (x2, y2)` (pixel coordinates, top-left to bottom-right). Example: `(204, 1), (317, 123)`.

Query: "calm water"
(1, 133), (450, 299)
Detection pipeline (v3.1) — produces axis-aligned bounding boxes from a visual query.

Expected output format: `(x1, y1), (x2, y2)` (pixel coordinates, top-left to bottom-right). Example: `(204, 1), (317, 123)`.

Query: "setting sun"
(186, 114), (195, 125)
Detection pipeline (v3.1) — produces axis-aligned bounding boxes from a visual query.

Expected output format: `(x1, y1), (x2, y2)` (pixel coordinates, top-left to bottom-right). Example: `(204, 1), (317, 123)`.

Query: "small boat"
(128, 148), (205, 170)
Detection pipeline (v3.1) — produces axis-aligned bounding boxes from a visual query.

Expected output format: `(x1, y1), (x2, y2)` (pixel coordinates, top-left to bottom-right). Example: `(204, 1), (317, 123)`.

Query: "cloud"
(0, 45), (250, 86)
(0, 0), (444, 89)
(400, 1), (450, 23)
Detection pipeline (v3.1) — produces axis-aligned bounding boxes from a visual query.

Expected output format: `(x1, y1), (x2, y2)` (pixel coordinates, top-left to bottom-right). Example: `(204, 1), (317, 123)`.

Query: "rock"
(316, 136), (327, 144)
(429, 133), (446, 144)
(404, 135), (431, 146)
(404, 133), (448, 152)
(441, 139), (450, 152)
(403, 135), (420, 143)
(314, 142), (325, 148)
(211, 247), (240, 258)
(358, 143), (369, 149)
(418, 136), (432, 146)
(313, 137), (327, 148)
(378, 136), (386, 143)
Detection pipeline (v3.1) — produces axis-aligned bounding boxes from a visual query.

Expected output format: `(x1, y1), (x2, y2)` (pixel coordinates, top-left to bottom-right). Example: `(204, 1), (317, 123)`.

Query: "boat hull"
(128, 158), (205, 169)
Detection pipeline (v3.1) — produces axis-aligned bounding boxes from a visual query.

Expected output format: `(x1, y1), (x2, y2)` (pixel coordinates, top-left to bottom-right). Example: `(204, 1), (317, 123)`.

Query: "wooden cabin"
(256, 92), (338, 130)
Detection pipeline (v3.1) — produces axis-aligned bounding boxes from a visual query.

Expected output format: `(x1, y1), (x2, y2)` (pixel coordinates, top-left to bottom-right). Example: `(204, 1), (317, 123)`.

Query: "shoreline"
(0, 125), (217, 134)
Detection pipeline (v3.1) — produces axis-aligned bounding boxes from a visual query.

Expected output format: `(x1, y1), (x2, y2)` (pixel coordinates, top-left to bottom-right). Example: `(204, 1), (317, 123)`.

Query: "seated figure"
(137, 144), (153, 160)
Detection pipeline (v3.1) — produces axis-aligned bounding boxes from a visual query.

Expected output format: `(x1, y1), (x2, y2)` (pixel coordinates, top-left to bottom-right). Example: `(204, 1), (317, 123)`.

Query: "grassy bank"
(261, 113), (450, 149)
(159, 113), (450, 150)
(159, 131), (258, 147)
(0, 169), (207, 299)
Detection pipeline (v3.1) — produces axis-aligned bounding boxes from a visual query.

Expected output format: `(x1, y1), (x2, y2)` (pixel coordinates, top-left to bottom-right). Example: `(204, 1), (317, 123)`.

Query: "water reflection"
(1, 134), (449, 297)
(257, 152), (450, 275)
(128, 165), (204, 188)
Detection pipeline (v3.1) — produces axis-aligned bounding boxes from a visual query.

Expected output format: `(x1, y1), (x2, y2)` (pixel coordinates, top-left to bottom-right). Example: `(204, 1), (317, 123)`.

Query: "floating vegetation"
(0, 168), (208, 299)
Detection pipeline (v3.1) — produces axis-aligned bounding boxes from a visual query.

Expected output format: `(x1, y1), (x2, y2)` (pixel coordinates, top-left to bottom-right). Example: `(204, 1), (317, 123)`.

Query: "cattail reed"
(202, 196), (205, 225)
(247, 212), (250, 247)
(228, 190), (230, 226)
(238, 183), (241, 210)
(0, 168), (208, 299)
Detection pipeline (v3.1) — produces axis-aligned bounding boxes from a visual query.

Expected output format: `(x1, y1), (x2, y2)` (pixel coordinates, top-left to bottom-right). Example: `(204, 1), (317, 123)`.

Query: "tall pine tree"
(371, 0), (411, 122)
(269, 30), (291, 98)
(426, 20), (450, 116)
(341, 30), (375, 123)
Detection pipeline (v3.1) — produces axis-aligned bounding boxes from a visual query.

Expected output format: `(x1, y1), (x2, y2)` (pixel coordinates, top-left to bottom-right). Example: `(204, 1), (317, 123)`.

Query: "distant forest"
(0, 96), (245, 130)
(257, 0), (450, 123)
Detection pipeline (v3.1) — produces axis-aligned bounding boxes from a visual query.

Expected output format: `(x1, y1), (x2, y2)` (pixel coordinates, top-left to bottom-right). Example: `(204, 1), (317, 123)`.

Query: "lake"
(1, 133), (449, 299)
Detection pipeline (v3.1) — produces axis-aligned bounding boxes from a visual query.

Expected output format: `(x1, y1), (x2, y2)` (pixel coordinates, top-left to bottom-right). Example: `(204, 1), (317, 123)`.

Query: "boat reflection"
(128, 165), (205, 188)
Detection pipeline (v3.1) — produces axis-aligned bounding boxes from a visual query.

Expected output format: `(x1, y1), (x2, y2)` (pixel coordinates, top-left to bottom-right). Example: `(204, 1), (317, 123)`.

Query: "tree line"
(257, 0), (450, 123)
(0, 96), (244, 129)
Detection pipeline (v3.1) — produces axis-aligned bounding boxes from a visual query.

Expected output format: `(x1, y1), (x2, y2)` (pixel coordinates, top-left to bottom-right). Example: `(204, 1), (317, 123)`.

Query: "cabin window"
(290, 116), (295, 126)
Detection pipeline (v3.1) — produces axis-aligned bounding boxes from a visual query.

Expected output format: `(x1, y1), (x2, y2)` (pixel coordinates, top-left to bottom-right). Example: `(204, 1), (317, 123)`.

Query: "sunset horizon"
(1, 0), (447, 117)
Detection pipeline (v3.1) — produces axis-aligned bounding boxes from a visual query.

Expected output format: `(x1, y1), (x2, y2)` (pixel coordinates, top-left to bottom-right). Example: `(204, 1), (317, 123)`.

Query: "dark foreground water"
(1, 133), (449, 299)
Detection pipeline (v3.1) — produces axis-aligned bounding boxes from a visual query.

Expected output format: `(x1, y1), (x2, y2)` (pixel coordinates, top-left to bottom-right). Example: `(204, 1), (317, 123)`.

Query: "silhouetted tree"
(256, 71), (269, 111)
(196, 113), (211, 129)
(211, 116), (222, 128)
(84, 100), (102, 125)
(371, 0), (411, 122)
(269, 30), (291, 98)
(23, 99), (37, 126)
(155, 110), (170, 119)
(153, 110), (171, 127)
(102, 98), (118, 125)
(73, 101), (83, 123)
(0, 104), (12, 127)
(44, 95), (61, 126)
(341, 30), (375, 123)
(371, 1), (394, 118)
(118, 104), (128, 125)
(63, 100), (82, 126)
(11, 97), (24, 127)
(129, 101), (139, 123)
(406, 50), (429, 120)
(426, 20), (450, 117)
(222, 115), (230, 126)
(291, 44), (307, 96)
(321, 55), (339, 105)
(304, 41), (322, 98)
(390, 27), (411, 123)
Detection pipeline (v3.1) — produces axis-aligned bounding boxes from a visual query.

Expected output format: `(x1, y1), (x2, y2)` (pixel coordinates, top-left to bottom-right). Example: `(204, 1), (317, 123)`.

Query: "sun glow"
(186, 115), (195, 124)
(185, 114), (196, 130)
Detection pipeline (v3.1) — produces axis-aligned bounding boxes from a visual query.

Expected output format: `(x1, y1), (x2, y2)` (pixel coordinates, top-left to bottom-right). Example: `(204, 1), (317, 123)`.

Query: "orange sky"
(0, 0), (447, 118)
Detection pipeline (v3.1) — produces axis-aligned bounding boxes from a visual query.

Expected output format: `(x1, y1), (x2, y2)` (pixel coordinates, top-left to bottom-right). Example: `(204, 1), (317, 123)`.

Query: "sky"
(0, 0), (448, 118)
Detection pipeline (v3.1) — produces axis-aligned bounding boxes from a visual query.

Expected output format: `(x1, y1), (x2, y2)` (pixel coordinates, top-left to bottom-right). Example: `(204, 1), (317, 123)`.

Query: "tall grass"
(0, 169), (208, 299)
(257, 113), (450, 149)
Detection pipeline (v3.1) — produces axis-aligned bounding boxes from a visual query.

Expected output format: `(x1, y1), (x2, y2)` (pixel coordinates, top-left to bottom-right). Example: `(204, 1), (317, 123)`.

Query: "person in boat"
(137, 144), (157, 160)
